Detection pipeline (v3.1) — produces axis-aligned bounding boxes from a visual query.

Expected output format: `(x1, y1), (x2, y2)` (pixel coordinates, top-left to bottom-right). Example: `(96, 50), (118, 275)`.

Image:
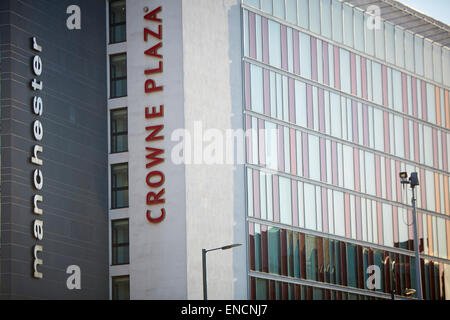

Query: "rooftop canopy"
(340, 0), (450, 48)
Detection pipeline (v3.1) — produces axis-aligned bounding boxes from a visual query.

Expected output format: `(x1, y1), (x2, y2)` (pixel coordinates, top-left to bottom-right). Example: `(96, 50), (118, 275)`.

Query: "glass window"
(308, 135), (320, 181)
(364, 152), (375, 196)
(297, 0), (309, 30)
(112, 276), (130, 300)
(385, 23), (395, 64)
(305, 235), (318, 281)
(372, 61), (382, 105)
(423, 39), (433, 80)
(273, 0), (285, 19)
(111, 163), (129, 209)
(392, 70), (402, 112)
(286, 0), (297, 24)
(250, 64), (264, 113)
(304, 183), (316, 230)
(374, 21), (385, 60)
(404, 31), (414, 72)
(394, 115), (404, 158)
(111, 108), (128, 153)
(373, 108), (384, 151)
(269, 20), (281, 68)
(265, 121), (278, 170)
(364, 13), (374, 56)
(299, 32), (311, 79)
(426, 84), (436, 124)
(340, 49), (351, 94)
(395, 27), (404, 68)
(244, 0), (260, 8)
(110, 53), (127, 98)
(330, 92), (341, 138)
(382, 204), (393, 247)
(279, 177), (292, 225)
(112, 219), (129, 265)
(342, 145), (354, 190)
(295, 80), (307, 128)
(109, 0), (126, 44)
(332, 0), (343, 43)
(343, 4), (353, 47)
(309, 0), (321, 34)
(354, 9), (364, 52)
(268, 227), (281, 274)
(433, 44), (443, 84)
(443, 48), (450, 87)
(414, 35), (424, 76)
(333, 190), (345, 237)
(320, 0), (332, 39)
(261, 0), (272, 14)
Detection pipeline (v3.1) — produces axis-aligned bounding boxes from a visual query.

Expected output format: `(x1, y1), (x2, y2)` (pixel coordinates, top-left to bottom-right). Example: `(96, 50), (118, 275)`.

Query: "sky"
(397, 0), (450, 25)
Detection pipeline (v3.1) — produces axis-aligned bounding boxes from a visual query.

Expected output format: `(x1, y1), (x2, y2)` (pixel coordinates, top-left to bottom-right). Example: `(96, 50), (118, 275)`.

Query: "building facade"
(0, 0), (109, 299)
(243, 0), (450, 300)
(0, 0), (449, 300)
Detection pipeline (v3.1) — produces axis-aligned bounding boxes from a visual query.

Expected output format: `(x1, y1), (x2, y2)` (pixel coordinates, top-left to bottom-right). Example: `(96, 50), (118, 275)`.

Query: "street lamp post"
(202, 243), (242, 300)
(399, 172), (423, 300)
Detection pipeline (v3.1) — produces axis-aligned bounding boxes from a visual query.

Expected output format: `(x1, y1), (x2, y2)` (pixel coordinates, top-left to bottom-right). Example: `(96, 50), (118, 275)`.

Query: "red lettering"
(144, 6), (162, 22)
(145, 61), (163, 75)
(145, 42), (162, 58)
(145, 78), (163, 93)
(144, 25), (162, 41)
(145, 125), (164, 142)
(146, 208), (165, 224)
(146, 171), (165, 188)
(145, 105), (164, 119)
(145, 147), (164, 168)
(146, 189), (165, 205)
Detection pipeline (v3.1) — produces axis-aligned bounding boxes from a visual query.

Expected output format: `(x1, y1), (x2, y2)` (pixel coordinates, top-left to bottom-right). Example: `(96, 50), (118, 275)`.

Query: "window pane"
(298, 0), (309, 29)
(261, 0), (272, 14)
(279, 177), (292, 225)
(433, 44), (443, 83)
(374, 21), (385, 60)
(414, 35), (424, 76)
(309, 0), (321, 34)
(340, 49), (351, 94)
(299, 32), (311, 79)
(332, 0), (343, 43)
(110, 53), (127, 98)
(111, 108), (128, 153)
(354, 9), (364, 52)
(112, 276), (130, 300)
(385, 23), (395, 64)
(269, 20), (281, 68)
(343, 4), (353, 47)
(320, 0), (332, 38)
(424, 39), (433, 80)
(404, 31), (414, 72)
(112, 219), (129, 265)
(364, 13), (374, 56)
(109, 0), (126, 43)
(111, 163), (129, 209)
(273, 0), (285, 19)
(286, 0), (297, 24)
(250, 64), (263, 113)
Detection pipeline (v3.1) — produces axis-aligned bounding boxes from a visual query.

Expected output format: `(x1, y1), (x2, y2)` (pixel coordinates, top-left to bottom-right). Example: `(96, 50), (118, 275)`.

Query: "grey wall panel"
(1, 0), (108, 299)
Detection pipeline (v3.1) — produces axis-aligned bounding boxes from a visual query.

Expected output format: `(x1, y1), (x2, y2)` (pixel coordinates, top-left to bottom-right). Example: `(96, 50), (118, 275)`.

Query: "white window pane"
(279, 176), (292, 225)
(304, 183), (317, 230)
(269, 20), (281, 68)
(309, 134), (321, 181)
(300, 32), (312, 79)
(333, 190), (345, 237)
(332, 0), (343, 43)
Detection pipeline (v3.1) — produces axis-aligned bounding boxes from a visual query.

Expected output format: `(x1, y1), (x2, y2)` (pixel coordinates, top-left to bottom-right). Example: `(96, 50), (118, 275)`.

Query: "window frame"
(109, 53), (127, 99)
(110, 107), (128, 154)
(109, 0), (126, 44)
(111, 162), (129, 209)
(111, 219), (129, 265)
